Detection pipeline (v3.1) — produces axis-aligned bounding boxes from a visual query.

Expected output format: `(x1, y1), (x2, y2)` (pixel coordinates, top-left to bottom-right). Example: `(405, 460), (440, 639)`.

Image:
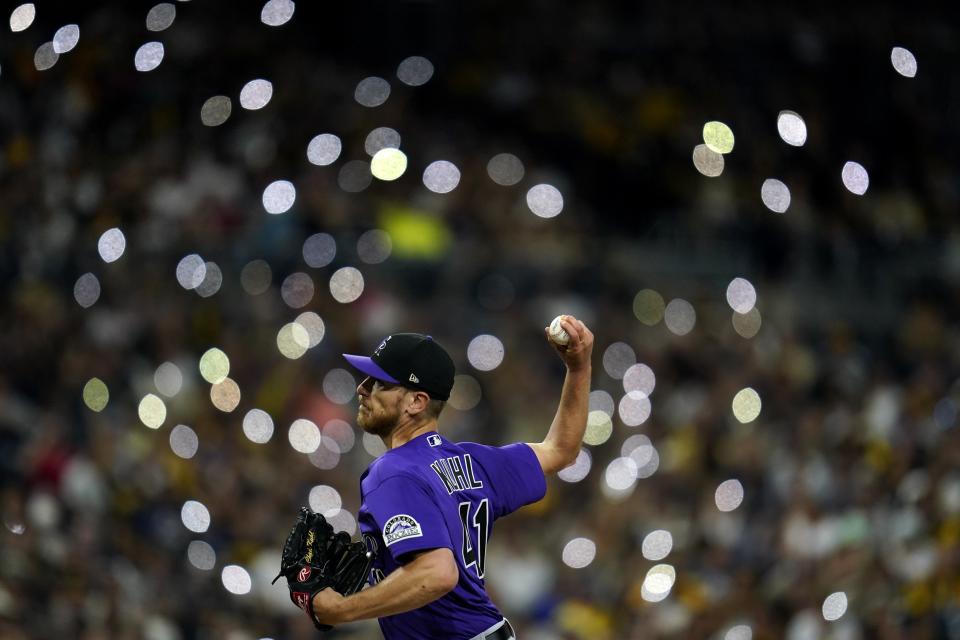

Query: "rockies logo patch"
(382, 514), (423, 546)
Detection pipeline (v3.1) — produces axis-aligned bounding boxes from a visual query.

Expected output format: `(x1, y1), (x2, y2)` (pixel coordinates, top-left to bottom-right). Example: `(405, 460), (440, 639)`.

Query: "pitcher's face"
(356, 376), (406, 436)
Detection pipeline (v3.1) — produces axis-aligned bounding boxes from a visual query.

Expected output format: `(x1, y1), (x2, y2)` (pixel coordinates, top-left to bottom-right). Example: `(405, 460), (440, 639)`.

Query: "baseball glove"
(272, 506), (375, 631)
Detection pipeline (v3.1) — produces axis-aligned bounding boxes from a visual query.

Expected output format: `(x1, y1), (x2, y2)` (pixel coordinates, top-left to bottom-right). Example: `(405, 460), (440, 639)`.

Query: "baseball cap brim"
(342, 354), (401, 384)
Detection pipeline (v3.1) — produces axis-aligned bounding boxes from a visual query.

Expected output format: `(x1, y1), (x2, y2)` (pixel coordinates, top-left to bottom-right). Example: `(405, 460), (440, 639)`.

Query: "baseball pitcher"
(276, 316), (593, 639)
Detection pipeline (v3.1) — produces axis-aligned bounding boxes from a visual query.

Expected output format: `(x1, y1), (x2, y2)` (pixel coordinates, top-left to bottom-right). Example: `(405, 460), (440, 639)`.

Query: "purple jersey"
(358, 431), (546, 639)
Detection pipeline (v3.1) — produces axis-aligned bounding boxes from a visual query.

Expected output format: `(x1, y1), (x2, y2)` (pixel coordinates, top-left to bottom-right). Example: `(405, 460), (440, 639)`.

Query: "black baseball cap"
(343, 333), (455, 401)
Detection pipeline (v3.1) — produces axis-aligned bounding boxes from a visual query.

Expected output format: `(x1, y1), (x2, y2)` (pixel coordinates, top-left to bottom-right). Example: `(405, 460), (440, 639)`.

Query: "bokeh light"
(602, 342), (636, 379)
(154, 362), (183, 398)
(692, 144), (724, 177)
(558, 449), (592, 483)
(329, 267), (365, 303)
(97, 228), (126, 263)
(195, 262), (222, 298)
(623, 363), (656, 396)
(241, 259), (272, 294)
(288, 419), (321, 453)
(262, 180), (296, 214)
(261, 0), (295, 26)
(187, 540), (216, 570)
(10, 4), (35, 32)
(726, 277), (757, 314)
(604, 457), (639, 491)
(561, 538), (596, 568)
(323, 369), (356, 405)
(636, 446), (660, 479)
(642, 563), (676, 599)
(725, 625), (753, 640)
(357, 229), (393, 264)
(295, 311), (325, 347)
(423, 160), (461, 193)
(240, 79), (273, 110)
(181, 500), (210, 533)
(210, 378), (241, 412)
(822, 592), (848, 621)
(146, 4), (176, 32)
(777, 110), (807, 146)
(371, 148), (408, 181)
(303, 233), (337, 268)
(589, 390), (615, 417)
(280, 272), (314, 308)
(467, 335), (505, 371)
(310, 442), (341, 472)
(664, 299), (696, 335)
(276, 322), (310, 359)
(486, 153), (525, 186)
(633, 289), (665, 325)
(618, 391), (651, 426)
(169, 425), (199, 459)
(622, 434), (653, 465)
(307, 134), (342, 166)
(243, 409), (274, 444)
(891, 46), (917, 78)
(362, 432), (387, 457)
(322, 419), (355, 453)
(396, 56), (434, 86)
(52, 24), (79, 54)
(176, 254), (206, 290)
(199, 348), (230, 384)
(308, 485), (342, 517)
(703, 121), (735, 154)
(642, 530), (673, 561)
(327, 509), (357, 536)
(83, 378), (109, 412)
(355, 76), (391, 107)
(732, 387), (762, 423)
(138, 394), (167, 429)
(449, 374), (482, 411)
(761, 179), (791, 213)
(715, 479), (745, 512)
(841, 161), (869, 195)
(34, 43), (58, 71)
(365, 127), (401, 156)
(134, 42), (164, 72)
(526, 184), (564, 218)
(221, 565), (252, 595)
(74, 273), (101, 308)
(583, 410), (613, 445)
(200, 96), (232, 126)
(732, 308), (762, 338)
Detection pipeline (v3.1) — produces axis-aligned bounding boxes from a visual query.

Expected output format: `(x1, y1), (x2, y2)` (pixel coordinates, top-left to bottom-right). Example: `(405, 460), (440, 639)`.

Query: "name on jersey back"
(431, 454), (484, 495)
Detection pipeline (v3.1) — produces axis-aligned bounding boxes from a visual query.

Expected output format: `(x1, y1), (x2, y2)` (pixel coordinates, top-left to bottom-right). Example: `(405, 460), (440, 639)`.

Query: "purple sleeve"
(364, 474), (453, 563)
(488, 443), (547, 517)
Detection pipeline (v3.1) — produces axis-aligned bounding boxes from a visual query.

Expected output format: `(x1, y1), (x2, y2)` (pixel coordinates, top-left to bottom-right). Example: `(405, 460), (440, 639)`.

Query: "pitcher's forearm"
(544, 365), (591, 456)
(332, 548), (458, 623)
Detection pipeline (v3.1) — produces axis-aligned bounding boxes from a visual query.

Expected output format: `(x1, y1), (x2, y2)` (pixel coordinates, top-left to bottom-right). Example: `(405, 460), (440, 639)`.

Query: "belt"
(481, 619), (515, 640)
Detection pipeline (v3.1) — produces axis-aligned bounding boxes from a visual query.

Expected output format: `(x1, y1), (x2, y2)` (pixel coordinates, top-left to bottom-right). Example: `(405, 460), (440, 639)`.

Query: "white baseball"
(549, 315), (571, 346)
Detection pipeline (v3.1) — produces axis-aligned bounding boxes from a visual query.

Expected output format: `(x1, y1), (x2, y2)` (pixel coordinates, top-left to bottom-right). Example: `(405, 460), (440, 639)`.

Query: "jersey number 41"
(458, 498), (490, 578)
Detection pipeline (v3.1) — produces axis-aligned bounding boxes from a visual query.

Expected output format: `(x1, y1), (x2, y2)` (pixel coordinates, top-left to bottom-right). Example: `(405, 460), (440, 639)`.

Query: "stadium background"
(1, 1), (958, 638)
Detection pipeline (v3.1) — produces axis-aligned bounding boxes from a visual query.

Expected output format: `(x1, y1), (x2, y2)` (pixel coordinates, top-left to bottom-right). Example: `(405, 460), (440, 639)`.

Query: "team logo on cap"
(374, 336), (391, 356)
(383, 514), (423, 546)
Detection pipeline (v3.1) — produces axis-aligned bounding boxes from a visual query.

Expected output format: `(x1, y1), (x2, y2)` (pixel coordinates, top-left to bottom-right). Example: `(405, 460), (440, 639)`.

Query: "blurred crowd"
(2, 1), (959, 639)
